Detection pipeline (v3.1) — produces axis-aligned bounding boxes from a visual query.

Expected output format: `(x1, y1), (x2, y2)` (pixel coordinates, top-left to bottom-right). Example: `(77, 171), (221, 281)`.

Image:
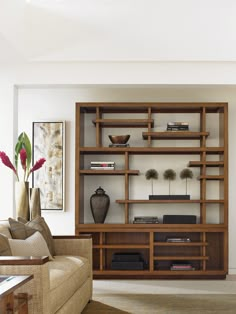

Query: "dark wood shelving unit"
(75, 102), (228, 279)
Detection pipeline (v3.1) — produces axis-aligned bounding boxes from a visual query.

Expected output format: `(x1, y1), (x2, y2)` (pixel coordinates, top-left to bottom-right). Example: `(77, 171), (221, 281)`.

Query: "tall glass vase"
(30, 188), (41, 220)
(15, 181), (30, 221)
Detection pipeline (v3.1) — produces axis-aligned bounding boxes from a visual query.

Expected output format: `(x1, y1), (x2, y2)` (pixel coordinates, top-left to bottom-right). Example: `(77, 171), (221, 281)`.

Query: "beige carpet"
(82, 294), (236, 313)
(83, 277), (236, 313)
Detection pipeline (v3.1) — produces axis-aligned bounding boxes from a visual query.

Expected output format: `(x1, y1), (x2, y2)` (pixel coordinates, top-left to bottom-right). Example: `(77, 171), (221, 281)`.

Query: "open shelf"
(116, 199), (225, 204)
(154, 242), (208, 247)
(188, 161), (224, 167)
(80, 170), (139, 175)
(93, 244), (150, 249)
(92, 118), (154, 128)
(142, 131), (210, 140)
(198, 175), (224, 180)
(80, 147), (225, 155)
(153, 256), (209, 261)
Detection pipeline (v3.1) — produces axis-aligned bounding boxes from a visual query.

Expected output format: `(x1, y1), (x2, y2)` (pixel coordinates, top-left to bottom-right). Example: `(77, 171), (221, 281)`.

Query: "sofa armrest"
(0, 256), (49, 265)
(0, 258), (50, 314)
(53, 236), (93, 268)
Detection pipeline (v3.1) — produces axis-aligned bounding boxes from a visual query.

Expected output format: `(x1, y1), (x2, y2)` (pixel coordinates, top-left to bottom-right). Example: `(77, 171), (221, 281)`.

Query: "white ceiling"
(0, 0), (236, 63)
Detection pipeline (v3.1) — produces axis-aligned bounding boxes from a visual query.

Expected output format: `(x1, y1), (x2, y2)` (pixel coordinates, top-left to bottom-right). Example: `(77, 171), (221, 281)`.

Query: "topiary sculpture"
(145, 169), (158, 195)
(163, 169), (176, 195)
(180, 168), (193, 195)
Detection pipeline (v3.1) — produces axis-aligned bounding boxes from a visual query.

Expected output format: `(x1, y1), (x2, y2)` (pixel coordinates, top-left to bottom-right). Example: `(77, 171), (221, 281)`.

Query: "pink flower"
(0, 151), (19, 180)
(20, 148), (27, 171)
(0, 132), (46, 182)
(26, 158), (46, 180)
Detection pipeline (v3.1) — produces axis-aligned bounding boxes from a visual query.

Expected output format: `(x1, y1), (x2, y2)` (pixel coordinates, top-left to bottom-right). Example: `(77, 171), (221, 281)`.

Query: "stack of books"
(170, 262), (195, 271)
(90, 161), (115, 170)
(166, 237), (191, 243)
(133, 216), (159, 224)
(167, 122), (189, 131)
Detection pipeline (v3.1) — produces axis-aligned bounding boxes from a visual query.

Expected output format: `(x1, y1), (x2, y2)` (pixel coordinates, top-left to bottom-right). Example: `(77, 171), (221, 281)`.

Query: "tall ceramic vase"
(30, 188), (41, 220)
(90, 187), (110, 223)
(15, 182), (30, 221)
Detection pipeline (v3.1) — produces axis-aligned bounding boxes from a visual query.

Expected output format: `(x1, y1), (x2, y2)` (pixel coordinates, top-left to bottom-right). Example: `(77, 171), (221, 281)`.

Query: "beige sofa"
(0, 220), (92, 314)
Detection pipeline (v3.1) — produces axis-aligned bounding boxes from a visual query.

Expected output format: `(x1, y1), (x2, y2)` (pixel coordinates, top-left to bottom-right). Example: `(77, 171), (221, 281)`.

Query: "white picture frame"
(32, 121), (65, 211)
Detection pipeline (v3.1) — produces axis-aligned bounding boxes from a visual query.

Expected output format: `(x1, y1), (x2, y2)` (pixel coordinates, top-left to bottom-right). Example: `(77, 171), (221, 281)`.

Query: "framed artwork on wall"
(32, 121), (65, 211)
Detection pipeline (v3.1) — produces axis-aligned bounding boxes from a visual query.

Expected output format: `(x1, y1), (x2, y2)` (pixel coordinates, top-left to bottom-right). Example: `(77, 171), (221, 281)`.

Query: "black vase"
(90, 187), (110, 223)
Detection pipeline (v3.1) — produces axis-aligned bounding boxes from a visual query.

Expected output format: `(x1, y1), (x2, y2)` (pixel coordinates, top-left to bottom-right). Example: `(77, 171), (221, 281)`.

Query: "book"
(167, 122), (189, 131)
(91, 161), (115, 164)
(171, 267), (195, 271)
(167, 126), (189, 131)
(91, 162), (115, 167)
(91, 167), (115, 170)
(171, 261), (195, 270)
(133, 216), (159, 224)
(167, 122), (189, 126)
(171, 264), (193, 268)
(90, 164), (115, 167)
(166, 238), (191, 243)
(90, 161), (115, 170)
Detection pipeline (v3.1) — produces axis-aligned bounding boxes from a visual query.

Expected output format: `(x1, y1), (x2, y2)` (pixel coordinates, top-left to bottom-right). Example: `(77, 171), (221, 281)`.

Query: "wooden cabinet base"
(78, 224), (228, 279)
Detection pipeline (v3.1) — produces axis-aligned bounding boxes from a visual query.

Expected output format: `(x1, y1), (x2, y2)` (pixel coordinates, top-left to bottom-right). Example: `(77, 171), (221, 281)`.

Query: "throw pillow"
(0, 221), (12, 238)
(9, 217), (55, 256)
(9, 231), (53, 260)
(8, 217), (35, 239)
(17, 217), (28, 224)
(0, 233), (12, 255)
(25, 217), (55, 256)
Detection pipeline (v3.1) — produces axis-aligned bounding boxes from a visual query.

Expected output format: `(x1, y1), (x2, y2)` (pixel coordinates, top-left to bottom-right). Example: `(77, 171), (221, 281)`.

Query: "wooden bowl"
(108, 135), (130, 144)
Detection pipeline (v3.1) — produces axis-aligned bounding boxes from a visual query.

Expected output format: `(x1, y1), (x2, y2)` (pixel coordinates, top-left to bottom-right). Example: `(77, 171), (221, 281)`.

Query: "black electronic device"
(163, 215), (197, 224)
(111, 252), (145, 270)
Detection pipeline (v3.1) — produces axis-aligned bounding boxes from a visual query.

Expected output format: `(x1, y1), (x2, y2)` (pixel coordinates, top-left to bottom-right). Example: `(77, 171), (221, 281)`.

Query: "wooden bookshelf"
(75, 102), (228, 279)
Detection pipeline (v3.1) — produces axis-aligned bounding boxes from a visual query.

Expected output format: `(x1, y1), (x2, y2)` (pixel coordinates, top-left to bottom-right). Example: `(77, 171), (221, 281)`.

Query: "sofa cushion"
(8, 218), (35, 239)
(49, 255), (90, 313)
(25, 217), (55, 256)
(9, 231), (53, 260)
(9, 217), (55, 256)
(0, 221), (12, 238)
(0, 233), (12, 255)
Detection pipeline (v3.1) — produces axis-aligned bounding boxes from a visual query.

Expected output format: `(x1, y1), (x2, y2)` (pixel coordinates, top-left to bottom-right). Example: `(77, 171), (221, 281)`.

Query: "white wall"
(0, 81), (15, 219)
(1, 62), (236, 274)
(15, 85), (236, 274)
